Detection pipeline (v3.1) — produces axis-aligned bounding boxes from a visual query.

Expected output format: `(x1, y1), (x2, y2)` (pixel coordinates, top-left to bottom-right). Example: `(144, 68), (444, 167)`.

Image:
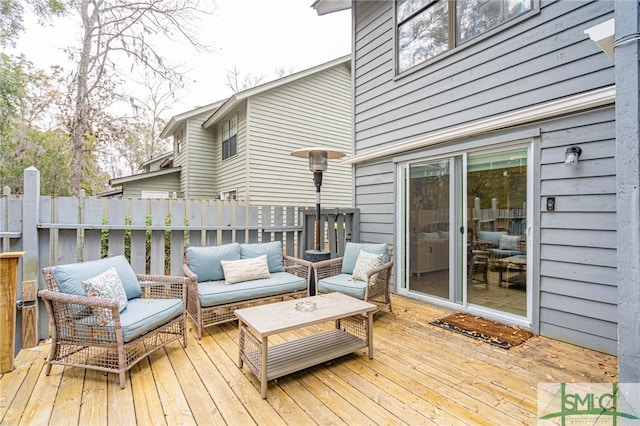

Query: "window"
(222, 115), (237, 160)
(175, 129), (183, 154)
(220, 190), (237, 201)
(141, 191), (169, 199)
(397, 0), (533, 73)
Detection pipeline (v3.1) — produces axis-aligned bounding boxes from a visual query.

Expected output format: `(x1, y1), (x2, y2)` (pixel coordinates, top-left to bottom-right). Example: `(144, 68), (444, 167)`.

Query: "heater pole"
(314, 170), (323, 251)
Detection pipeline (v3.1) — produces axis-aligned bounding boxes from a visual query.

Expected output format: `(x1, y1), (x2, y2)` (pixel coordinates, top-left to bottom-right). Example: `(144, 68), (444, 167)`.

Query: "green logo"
(539, 383), (639, 425)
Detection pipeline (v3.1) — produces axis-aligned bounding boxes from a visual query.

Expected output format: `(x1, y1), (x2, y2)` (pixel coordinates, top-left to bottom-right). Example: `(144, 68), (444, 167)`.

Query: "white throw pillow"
(498, 234), (521, 250)
(82, 266), (128, 326)
(351, 250), (383, 282)
(220, 255), (271, 285)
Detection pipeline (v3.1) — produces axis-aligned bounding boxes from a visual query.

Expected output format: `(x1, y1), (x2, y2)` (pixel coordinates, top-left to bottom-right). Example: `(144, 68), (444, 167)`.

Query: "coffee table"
(235, 292), (377, 398)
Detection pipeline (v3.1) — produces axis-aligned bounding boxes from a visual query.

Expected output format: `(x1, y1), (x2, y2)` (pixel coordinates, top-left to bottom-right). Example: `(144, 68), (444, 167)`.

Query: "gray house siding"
(538, 107), (617, 354)
(247, 63), (353, 207)
(354, 1), (613, 149)
(351, 1), (616, 353)
(354, 161), (395, 244)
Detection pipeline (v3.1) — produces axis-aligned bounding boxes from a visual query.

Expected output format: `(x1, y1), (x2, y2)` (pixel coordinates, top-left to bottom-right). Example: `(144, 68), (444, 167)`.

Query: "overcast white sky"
(11, 0), (352, 117)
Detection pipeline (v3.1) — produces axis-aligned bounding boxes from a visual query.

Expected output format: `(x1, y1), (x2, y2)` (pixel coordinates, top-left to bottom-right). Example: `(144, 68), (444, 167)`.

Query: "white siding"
(122, 172), (181, 198)
(182, 113), (217, 198)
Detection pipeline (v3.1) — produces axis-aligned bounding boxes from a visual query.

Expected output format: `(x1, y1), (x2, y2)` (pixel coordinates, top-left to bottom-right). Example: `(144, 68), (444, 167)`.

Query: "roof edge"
(202, 55), (351, 129)
(311, 0), (351, 16)
(109, 167), (181, 186)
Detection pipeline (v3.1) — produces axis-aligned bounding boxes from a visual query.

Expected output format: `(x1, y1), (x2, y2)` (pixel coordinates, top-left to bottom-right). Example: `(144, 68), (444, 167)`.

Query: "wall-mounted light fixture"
(564, 146), (582, 167)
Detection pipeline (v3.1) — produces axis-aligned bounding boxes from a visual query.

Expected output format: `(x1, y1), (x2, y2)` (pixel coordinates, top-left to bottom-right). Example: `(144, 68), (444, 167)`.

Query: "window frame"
(219, 189), (237, 201)
(395, 0), (536, 75)
(175, 129), (183, 154)
(222, 115), (238, 161)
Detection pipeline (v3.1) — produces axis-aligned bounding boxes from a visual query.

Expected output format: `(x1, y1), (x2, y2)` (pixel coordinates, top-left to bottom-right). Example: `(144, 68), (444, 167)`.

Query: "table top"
(235, 292), (377, 337)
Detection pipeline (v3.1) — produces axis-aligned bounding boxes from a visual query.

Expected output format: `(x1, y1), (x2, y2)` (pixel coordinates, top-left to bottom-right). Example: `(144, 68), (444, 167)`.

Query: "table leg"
(367, 311), (374, 359)
(261, 336), (268, 398)
(237, 321), (244, 368)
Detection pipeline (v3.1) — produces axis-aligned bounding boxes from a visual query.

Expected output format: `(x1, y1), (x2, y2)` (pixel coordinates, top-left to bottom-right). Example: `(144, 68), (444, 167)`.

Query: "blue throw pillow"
(240, 241), (285, 273)
(341, 243), (388, 274)
(50, 255), (142, 300)
(187, 243), (241, 282)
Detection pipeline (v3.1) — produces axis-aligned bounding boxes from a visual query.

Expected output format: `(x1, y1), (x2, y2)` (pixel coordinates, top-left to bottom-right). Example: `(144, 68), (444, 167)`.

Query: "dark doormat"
(430, 312), (534, 349)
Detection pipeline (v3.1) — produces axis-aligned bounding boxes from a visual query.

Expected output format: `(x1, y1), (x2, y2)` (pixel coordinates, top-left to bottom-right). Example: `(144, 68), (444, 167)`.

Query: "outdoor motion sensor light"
(565, 146), (582, 167)
(290, 147), (345, 259)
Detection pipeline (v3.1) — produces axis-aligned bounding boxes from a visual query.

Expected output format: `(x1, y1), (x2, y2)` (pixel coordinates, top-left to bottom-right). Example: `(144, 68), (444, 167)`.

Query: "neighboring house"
(313, 0), (640, 380)
(110, 56), (353, 207)
(109, 151), (182, 198)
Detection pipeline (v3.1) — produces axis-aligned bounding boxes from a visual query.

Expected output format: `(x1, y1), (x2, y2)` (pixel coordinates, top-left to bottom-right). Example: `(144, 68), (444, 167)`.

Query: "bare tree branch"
(64, 0), (214, 194)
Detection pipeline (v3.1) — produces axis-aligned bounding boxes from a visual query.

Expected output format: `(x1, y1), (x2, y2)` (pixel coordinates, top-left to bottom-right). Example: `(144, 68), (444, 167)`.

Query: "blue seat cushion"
(240, 241), (285, 273)
(120, 298), (183, 342)
(187, 243), (241, 282)
(317, 273), (366, 300)
(197, 272), (306, 307)
(50, 255), (142, 300)
(341, 243), (388, 274)
(76, 297), (183, 342)
(491, 248), (525, 258)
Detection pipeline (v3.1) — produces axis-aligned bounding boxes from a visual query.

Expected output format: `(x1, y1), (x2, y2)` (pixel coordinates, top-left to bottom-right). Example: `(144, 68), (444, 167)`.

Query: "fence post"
(22, 167), (41, 345)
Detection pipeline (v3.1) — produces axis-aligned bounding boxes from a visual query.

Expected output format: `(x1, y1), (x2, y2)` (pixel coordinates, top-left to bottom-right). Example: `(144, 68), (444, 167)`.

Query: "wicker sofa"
(39, 255), (188, 389)
(183, 241), (311, 338)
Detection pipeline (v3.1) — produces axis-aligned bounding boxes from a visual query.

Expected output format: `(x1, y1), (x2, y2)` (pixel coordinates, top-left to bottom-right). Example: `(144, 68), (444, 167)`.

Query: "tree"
(0, 54), (71, 194)
(225, 65), (296, 93)
(0, 0), (64, 47)
(62, 0), (211, 195)
(225, 65), (266, 93)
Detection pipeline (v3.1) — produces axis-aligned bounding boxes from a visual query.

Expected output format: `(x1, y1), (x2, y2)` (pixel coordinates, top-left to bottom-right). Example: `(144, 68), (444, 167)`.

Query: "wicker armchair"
(313, 243), (393, 313)
(39, 256), (188, 389)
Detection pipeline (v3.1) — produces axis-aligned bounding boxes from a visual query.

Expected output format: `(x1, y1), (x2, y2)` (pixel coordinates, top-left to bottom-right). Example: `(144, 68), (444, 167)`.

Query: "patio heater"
(290, 147), (345, 263)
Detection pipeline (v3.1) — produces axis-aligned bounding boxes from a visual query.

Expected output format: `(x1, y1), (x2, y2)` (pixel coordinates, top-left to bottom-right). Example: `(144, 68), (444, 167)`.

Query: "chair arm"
(38, 289), (120, 310)
(182, 264), (197, 281)
(473, 239), (494, 250)
(38, 289), (122, 342)
(283, 255), (313, 291)
(283, 254), (312, 268)
(311, 257), (345, 282)
(366, 260), (394, 281)
(136, 274), (188, 301)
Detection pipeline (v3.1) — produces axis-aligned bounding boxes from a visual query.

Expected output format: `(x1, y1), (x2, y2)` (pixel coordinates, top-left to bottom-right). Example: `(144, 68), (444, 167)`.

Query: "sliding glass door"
(407, 158), (452, 299)
(401, 146), (529, 320)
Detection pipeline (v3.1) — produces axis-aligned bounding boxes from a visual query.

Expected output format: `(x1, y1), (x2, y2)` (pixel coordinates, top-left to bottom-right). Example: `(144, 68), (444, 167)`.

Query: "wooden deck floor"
(1, 295), (618, 425)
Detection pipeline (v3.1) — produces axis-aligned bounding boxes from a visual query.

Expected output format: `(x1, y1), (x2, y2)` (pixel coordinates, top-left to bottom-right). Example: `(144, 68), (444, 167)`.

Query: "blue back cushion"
(240, 241), (285, 273)
(478, 231), (507, 247)
(341, 242), (388, 274)
(50, 255), (142, 300)
(187, 243), (241, 282)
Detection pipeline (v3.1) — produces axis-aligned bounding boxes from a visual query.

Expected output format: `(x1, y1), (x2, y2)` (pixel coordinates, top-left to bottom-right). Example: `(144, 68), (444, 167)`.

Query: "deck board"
(0, 295), (618, 425)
